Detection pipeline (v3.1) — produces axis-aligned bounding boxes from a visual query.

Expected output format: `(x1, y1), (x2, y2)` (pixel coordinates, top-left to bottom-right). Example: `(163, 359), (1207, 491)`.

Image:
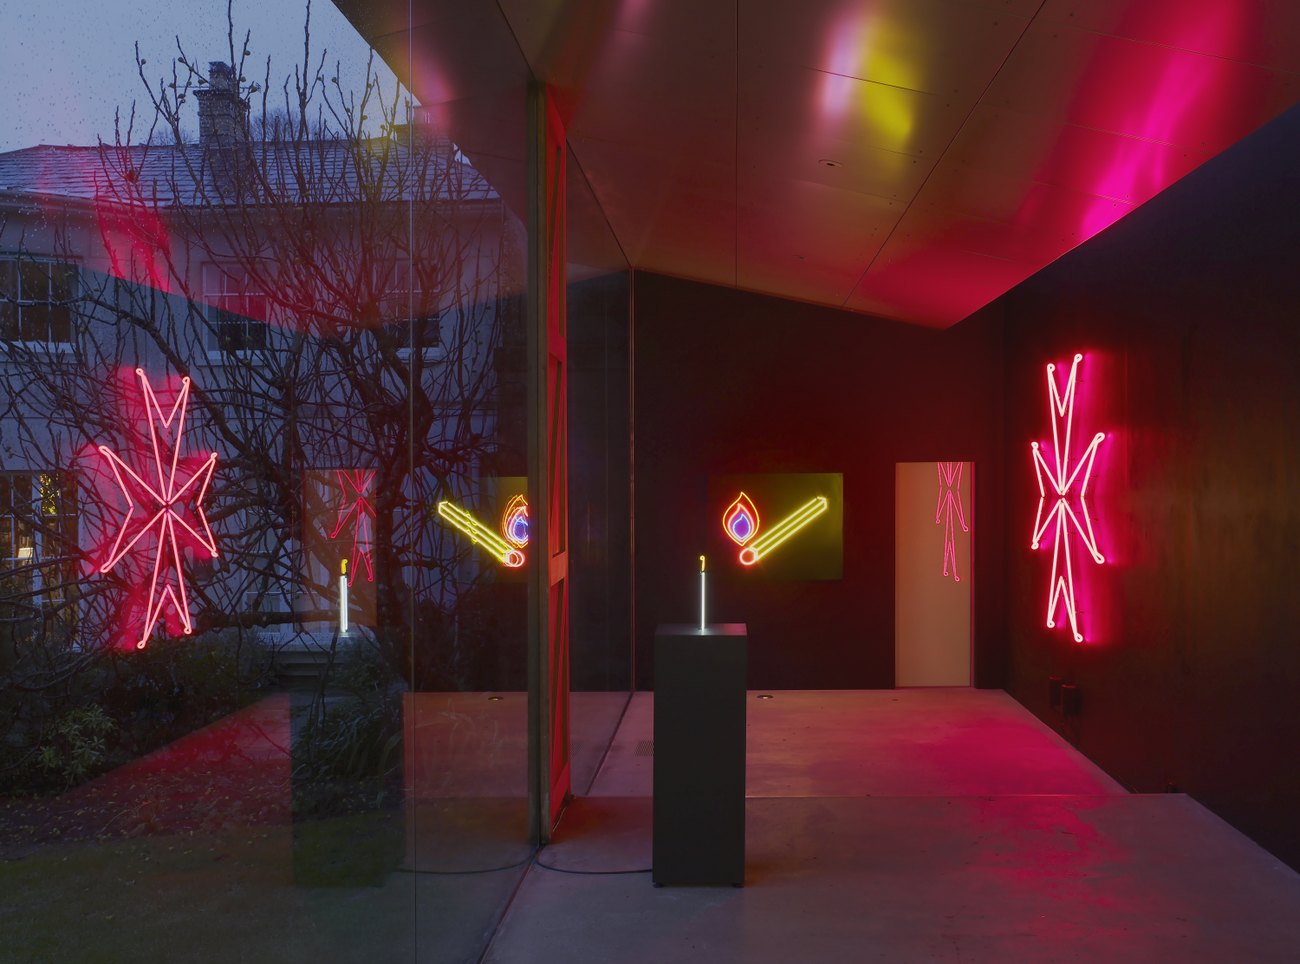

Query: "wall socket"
(1060, 683), (1082, 717)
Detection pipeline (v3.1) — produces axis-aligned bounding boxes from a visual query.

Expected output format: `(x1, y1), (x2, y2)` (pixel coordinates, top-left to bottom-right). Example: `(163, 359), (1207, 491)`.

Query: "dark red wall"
(633, 276), (1005, 690)
(998, 103), (1300, 868)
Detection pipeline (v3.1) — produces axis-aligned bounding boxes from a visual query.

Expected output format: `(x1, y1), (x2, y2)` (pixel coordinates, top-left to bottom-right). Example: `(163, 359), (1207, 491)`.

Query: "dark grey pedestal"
(653, 623), (747, 886)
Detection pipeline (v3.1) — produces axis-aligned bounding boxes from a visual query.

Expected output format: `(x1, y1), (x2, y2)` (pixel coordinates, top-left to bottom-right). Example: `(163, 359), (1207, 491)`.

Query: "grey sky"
(0, 0), (403, 153)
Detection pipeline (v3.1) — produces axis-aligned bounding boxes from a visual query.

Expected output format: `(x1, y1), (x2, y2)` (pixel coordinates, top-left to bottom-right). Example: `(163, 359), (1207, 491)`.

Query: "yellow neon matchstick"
(437, 501), (526, 568)
(738, 496), (829, 566)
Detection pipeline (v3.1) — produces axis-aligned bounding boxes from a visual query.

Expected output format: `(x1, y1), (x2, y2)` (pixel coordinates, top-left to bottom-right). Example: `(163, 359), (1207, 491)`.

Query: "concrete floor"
(479, 689), (1300, 963)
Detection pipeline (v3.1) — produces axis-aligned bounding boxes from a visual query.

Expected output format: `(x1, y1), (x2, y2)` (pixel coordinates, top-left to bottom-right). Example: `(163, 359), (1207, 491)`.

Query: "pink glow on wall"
(722, 492), (760, 547)
(934, 461), (968, 582)
(1031, 354), (1105, 643)
(329, 470), (376, 586)
(97, 369), (218, 649)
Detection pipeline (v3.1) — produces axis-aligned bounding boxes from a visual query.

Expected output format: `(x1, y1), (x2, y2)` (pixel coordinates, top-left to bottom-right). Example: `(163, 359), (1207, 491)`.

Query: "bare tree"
(0, 3), (525, 749)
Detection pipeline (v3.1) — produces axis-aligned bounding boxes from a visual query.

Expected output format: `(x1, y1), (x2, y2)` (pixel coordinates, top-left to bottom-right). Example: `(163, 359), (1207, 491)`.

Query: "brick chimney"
(194, 62), (250, 195)
(195, 62), (249, 147)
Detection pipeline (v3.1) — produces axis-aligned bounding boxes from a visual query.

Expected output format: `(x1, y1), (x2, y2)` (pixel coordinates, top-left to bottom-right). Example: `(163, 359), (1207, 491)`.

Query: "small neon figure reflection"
(935, 462), (969, 582)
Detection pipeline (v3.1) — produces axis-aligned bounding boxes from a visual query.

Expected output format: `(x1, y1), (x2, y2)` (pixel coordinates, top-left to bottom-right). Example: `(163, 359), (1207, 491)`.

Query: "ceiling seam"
(734, 0), (740, 289)
(839, 0), (1053, 311)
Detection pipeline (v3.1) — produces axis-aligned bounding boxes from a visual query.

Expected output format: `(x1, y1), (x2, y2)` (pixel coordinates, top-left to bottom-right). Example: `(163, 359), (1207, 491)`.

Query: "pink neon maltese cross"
(1031, 353), (1105, 642)
(329, 469), (376, 585)
(98, 369), (218, 649)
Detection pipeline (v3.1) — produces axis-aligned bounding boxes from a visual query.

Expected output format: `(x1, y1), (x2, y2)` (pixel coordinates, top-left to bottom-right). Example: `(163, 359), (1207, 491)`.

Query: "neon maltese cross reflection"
(330, 469), (377, 585)
(1031, 353), (1105, 643)
(98, 369), (218, 649)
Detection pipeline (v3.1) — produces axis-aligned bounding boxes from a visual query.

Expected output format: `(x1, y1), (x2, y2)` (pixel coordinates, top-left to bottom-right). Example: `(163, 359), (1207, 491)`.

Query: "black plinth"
(653, 623), (747, 887)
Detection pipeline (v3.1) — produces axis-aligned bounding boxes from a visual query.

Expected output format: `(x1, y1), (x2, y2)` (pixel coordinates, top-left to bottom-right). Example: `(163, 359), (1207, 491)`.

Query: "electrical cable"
(532, 845), (650, 876)
(394, 853), (536, 876)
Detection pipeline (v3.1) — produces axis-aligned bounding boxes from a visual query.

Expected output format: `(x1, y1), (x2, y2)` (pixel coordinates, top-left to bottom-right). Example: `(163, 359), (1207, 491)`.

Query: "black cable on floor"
(394, 853), (536, 876)
(532, 846), (650, 876)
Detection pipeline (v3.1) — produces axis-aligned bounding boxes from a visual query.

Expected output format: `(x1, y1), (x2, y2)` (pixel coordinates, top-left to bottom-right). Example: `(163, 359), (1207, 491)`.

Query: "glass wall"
(565, 149), (635, 794)
(0, 2), (543, 959)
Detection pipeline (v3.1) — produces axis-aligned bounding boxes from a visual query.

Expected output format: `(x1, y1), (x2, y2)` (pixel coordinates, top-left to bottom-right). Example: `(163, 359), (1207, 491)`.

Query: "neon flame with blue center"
(723, 492), (760, 546)
(501, 494), (530, 549)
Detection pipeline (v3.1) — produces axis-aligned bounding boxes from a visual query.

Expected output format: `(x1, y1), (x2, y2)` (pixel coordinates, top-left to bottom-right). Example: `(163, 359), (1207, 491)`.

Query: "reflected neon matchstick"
(437, 500), (526, 568)
(738, 496), (828, 566)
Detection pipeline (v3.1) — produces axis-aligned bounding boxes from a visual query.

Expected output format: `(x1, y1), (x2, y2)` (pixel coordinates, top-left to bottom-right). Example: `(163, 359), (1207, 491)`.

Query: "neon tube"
(97, 369), (219, 649)
(437, 500), (526, 568)
(934, 461), (969, 582)
(722, 492), (760, 546)
(1030, 353), (1106, 642)
(699, 555), (707, 631)
(339, 559), (349, 635)
(738, 496), (828, 566)
(329, 469), (376, 586)
(501, 494), (530, 548)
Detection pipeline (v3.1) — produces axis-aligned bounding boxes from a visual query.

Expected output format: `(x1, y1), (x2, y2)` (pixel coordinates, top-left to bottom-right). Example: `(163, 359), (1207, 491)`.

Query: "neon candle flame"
(438, 500), (526, 568)
(739, 496), (829, 566)
(97, 369), (219, 649)
(723, 492), (760, 546)
(501, 494), (530, 548)
(1031, 353), (1105, 642)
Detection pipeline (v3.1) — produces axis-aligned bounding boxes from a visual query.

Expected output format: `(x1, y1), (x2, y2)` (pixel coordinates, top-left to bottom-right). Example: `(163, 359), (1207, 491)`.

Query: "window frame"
(0, 253), (80, 350)
(0, 470), (79, 610)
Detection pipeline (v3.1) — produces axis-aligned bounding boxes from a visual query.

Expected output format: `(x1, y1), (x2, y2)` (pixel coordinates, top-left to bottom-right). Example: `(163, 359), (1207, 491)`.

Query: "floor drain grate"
(635, 739), (654, 757)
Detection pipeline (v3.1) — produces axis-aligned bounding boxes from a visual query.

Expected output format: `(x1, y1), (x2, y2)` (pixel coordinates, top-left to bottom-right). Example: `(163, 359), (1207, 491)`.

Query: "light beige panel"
(896, 462), (972, 688)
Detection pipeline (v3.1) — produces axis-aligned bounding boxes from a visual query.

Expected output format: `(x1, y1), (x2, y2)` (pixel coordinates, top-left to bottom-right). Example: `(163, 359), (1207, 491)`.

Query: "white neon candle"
(340, 559), (349, 634)
(699, 555), (707, 631)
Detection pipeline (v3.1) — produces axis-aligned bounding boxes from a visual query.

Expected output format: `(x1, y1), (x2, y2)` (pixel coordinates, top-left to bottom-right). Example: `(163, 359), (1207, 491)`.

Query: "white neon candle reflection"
(340, 559), (349, 634)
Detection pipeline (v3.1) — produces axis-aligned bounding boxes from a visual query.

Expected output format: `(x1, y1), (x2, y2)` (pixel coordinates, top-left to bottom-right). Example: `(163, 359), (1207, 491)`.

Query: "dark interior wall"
(999, 103), (1300, 869)
(633, 276), (1005, 690)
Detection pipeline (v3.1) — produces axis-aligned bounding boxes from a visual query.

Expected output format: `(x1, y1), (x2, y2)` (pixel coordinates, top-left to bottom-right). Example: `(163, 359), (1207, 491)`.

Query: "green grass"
(0, 816), (415, 963)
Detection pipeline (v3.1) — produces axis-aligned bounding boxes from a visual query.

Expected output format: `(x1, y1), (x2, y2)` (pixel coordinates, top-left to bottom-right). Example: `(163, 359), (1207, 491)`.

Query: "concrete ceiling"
(336, 0), (1300, 327)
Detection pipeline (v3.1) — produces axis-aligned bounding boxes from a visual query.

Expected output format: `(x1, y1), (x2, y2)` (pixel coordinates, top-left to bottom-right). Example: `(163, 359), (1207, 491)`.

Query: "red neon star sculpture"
(98, 369), (218, 649)
(1031, 354), (1105, 642)
(935, 461), (968, 582)
(329, 469), (375, 585)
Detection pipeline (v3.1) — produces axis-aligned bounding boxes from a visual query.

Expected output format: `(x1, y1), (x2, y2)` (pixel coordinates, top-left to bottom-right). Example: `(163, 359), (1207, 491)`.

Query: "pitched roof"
(0, 139), (498, 207)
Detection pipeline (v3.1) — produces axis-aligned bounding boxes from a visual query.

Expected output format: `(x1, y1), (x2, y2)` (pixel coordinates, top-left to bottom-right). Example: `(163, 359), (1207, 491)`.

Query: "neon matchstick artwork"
(935, 461), (969, 582)
(437, 500), (527, 568)
(722, 491), (829, 567)
(330, 469), (376, 585)
(97, 369), (218, 649)
(1031, 353), (1106, 642)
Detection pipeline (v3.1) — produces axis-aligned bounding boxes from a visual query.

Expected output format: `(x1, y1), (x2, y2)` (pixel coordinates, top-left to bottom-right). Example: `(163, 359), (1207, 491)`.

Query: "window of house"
(0, 471), (78, 606)
(379, 260), (443, 355)
(201, 263), (270, 353)
(0, 256), (78, 345)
